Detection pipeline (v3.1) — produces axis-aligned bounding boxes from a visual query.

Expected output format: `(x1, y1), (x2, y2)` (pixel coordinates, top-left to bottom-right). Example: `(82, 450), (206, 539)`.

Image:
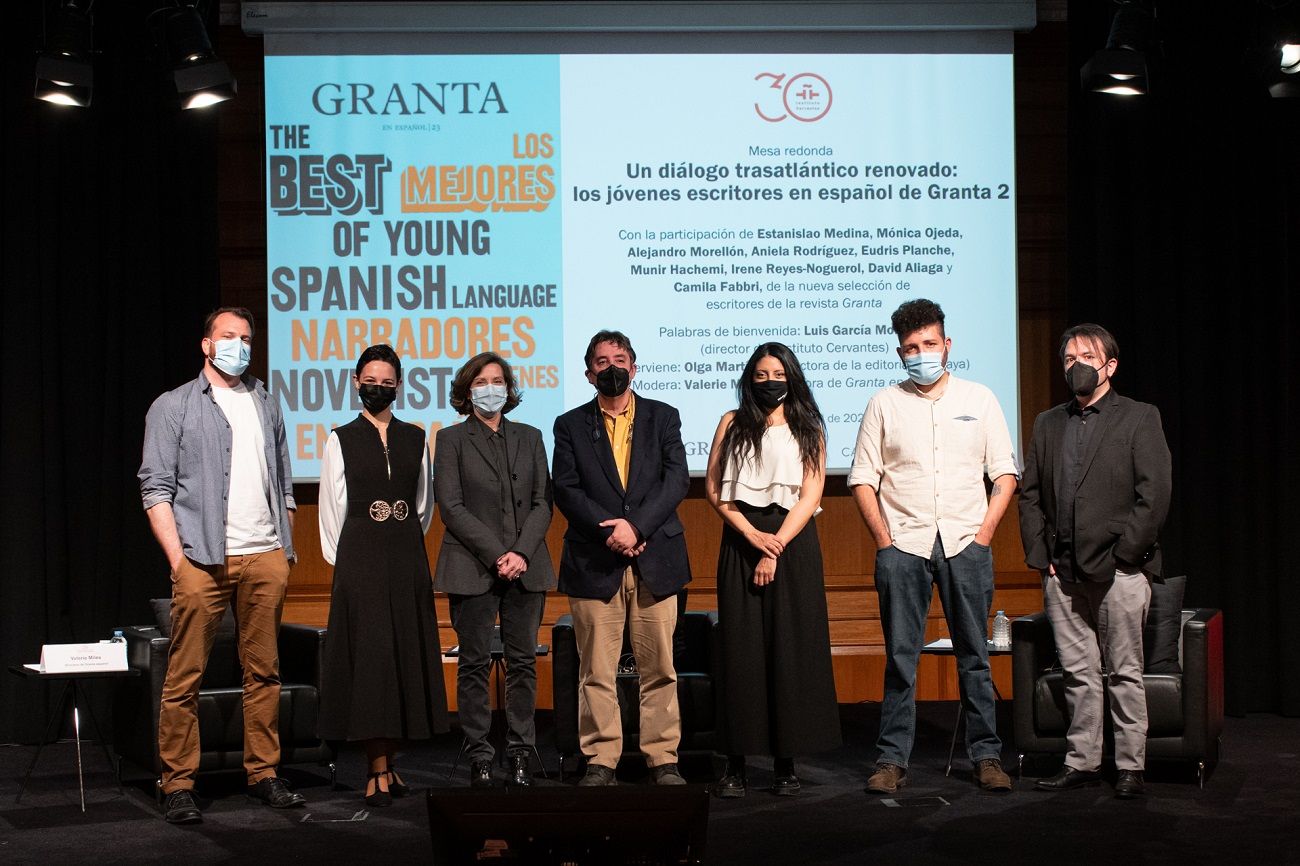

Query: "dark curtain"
(1, 1), (221, 743)
(1069, 2), (1300, 715)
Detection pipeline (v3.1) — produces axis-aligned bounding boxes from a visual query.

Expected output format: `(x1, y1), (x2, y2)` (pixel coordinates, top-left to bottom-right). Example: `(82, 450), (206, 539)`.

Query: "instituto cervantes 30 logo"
(754, 72), (832, 123)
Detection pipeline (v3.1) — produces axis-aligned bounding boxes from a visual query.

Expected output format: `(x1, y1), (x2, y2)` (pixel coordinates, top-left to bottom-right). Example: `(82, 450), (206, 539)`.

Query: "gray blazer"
(432, 416), (556, 595)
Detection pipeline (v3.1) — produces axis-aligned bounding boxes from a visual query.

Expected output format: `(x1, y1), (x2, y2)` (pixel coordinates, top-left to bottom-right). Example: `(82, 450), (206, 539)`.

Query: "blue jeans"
(874, 534), (1002, 768)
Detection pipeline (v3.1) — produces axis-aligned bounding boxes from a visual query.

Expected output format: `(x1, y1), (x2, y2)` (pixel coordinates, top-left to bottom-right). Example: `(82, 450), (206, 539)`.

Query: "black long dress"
(717, 500), (841, 757)
(318, 416), (449, 741)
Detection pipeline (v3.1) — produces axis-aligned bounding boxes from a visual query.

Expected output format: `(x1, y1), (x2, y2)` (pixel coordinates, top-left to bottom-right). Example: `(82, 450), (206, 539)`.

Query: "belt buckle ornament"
(369, 500), (392, 522)
(392, 500), (409, 521)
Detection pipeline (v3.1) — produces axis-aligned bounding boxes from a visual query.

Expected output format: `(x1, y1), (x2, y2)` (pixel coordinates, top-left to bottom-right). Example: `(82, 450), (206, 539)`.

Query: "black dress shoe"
(1115, 770), (1145, 799)
(714, 772), (747, 798)
(714, 757), (747, 799)
(386, 767), (410, 798)
(247, 777), (307, 808)
(772, 773), (802, 796)
(577, 764), (617, 786)
(163, 789), (202, 824)
(470, 759), (494, 788)
(1034, 767), (1102, 791)
(772, 758), (800, 796)
(364, 772), (392, 808)
(508, 752), (533, 787)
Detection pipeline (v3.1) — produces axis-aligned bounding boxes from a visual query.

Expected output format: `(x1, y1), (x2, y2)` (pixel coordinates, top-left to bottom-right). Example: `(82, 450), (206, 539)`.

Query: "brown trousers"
(159, 550), (290, 793)
(568, 567), (680, 769)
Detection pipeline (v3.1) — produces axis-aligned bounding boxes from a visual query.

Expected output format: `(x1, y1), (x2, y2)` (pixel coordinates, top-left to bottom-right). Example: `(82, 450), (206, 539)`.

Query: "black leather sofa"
(112, 614), (336, 793)
(1012, 607), (1224, 786)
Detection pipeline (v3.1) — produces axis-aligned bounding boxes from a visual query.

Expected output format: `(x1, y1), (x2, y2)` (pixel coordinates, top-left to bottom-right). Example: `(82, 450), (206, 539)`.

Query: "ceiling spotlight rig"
(1263, 1), (1300, 96)
(147, 1), (238, 109)
(1081, 0), (1300, 98)
(1081, 1), (1155, 96)
(34, 0), (237, 110)
(34, 0), (95, 107)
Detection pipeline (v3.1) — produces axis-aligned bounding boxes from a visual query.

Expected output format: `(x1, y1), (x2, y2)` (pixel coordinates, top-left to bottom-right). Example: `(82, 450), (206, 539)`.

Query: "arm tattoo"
(991, 483), (1003, 496)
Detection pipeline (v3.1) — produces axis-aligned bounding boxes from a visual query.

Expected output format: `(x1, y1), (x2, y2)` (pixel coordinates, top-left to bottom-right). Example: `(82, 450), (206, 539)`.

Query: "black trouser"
(449, 581), (547, 761)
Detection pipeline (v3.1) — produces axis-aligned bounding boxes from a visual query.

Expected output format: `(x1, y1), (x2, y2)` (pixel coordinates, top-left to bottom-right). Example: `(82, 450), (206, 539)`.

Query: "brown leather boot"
(865, 763), (907, 795)
(975, 758), (1013, 792)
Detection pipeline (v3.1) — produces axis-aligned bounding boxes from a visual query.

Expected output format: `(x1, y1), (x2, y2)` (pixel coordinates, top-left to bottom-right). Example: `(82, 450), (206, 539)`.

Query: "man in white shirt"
(848, 299), (1018, 794)
(139, 307), (304, 823)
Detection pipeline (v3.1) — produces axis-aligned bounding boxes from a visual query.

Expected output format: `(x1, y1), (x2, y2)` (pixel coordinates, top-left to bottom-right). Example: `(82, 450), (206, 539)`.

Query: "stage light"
(1267, 25), (1300, 97)
(149, 2), (237, 109)
(34, 1), (94, 108)
(1281, 42), (1300, 73)
(1268, 43), (1300, 96)
(1081, 3), (1153, 96)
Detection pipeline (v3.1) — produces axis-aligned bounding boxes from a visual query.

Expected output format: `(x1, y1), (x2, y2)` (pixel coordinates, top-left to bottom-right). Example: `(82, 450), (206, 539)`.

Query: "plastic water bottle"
(110, 629), (126, 644)
(991, 611), (1011, 648)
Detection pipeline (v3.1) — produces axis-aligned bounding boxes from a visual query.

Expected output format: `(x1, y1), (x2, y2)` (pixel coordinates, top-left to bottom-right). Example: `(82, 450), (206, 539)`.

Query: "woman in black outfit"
(318, 344), (449, 806)
(705, 342), (841, 797)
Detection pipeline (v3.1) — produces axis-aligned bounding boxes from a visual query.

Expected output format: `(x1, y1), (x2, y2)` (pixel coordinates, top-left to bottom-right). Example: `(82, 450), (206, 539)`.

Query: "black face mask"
(595, 365), (631, 398)
(358, 383), (397, 414)
(752, 380), (788, 410)
(1065, 363), (1099, 398)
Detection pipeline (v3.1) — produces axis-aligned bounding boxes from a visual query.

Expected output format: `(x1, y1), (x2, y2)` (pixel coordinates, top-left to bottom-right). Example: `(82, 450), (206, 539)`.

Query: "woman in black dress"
(704, 342), (841, 797)
(318, 344), (449, 806)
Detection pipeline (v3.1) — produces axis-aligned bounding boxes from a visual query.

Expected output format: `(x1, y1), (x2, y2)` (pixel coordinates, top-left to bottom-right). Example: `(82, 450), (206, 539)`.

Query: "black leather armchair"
(1012, 608), (1224, 786)
(551, 610), (722, 777)
(112, 621), (336, 790)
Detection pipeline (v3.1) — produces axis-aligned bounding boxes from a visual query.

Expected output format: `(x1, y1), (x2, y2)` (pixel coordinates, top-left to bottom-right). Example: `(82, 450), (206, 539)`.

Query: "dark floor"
(0, 703), (1296, 865)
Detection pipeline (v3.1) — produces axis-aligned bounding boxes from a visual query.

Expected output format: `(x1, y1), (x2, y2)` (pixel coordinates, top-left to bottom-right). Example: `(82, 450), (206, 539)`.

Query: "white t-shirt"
(210, 382), (279, 555)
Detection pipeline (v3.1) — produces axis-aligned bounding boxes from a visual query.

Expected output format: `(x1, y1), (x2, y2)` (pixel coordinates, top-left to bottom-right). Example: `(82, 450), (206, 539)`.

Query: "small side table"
(8, 665), (140, 811)
(919, 640), (1012, 776)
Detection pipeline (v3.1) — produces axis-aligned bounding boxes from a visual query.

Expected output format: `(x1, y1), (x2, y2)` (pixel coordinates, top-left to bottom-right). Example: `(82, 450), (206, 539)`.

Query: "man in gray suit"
(1019, 323), (1172, 800)
(434, 352), (555, 787)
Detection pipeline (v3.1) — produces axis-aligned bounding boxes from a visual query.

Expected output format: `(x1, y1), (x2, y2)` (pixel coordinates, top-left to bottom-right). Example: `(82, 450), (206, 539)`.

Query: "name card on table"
(24, 641), (128, 674)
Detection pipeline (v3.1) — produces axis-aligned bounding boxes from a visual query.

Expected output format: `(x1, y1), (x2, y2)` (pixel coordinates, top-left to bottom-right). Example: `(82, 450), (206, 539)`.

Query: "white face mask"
(470, 383), (508, 416)
(210, 337), (250, 376)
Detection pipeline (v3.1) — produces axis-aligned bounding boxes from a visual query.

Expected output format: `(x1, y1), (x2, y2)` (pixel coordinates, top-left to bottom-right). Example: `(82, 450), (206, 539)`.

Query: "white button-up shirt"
(848, 375), (1019, 559)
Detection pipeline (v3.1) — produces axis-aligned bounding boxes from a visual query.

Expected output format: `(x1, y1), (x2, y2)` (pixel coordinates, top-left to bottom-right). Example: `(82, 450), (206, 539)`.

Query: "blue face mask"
(902, 351), (945, 385)
(210, 337), (250, 377)
(470, 383), (508, 416)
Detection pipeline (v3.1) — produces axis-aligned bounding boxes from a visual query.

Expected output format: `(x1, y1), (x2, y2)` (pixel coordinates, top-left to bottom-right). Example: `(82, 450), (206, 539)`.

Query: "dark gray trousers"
(449, 581), (546, 761)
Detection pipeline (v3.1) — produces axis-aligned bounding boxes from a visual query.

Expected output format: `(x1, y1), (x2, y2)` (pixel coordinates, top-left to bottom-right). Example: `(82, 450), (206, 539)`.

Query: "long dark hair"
(720, 342), (825, 476)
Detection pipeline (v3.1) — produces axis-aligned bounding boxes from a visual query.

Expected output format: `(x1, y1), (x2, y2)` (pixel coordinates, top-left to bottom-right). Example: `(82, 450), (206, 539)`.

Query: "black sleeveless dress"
(318, 416), (449, 741)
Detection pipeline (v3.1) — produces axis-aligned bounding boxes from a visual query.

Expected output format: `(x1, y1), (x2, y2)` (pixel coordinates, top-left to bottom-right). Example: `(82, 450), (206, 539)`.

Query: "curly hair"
(890, 298), (946, 341)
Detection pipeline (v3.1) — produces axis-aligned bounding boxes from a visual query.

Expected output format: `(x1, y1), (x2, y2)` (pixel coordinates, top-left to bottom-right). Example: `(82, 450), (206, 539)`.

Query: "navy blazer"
(552, 394), (691, 601)
(432, 417), (556, 595)
(1019, 390), (1172, 582)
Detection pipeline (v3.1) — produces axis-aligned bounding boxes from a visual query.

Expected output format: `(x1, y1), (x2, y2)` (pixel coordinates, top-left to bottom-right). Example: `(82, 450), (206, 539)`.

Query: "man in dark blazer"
(1019, 323), (1172, 800)
(552, 330), (691, 786)
(433, 352), (555, 788)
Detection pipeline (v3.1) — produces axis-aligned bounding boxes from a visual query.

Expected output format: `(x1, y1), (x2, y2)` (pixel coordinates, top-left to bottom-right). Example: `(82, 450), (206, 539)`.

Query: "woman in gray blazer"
(433, 352), (555, 787)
